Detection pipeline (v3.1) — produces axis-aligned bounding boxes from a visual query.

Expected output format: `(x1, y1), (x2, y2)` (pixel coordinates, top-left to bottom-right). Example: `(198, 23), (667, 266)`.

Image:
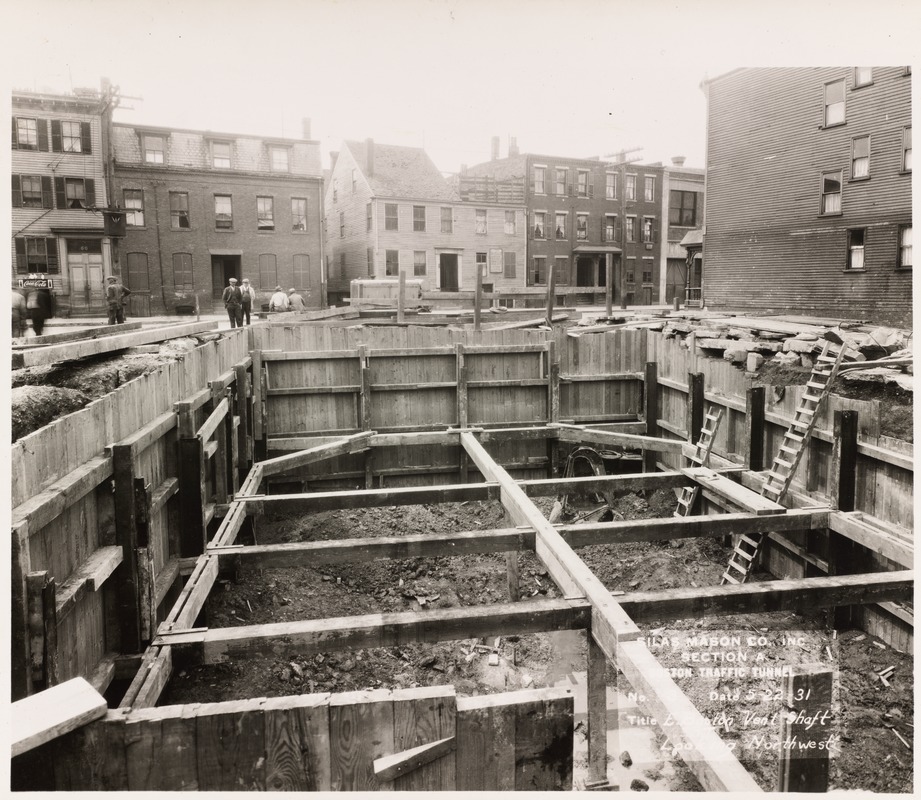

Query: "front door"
(439, 254), (459, 291)
(211, 256), (242, 303)
(666, 258), (687, 304)
(576, 256), (595, 287)
(67, 239), (104, 312)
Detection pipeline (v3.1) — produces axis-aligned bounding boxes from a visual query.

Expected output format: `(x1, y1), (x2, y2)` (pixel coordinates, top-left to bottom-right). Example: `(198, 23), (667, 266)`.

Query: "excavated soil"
(159, 490), (913, 793)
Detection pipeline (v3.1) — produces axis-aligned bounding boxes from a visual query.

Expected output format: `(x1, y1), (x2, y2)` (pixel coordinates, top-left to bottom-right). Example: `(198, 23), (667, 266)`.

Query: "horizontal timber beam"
(618, 571), (913, 622)
(828, 511), (913, 568)
(258, 431), (375, 477)
(154, 598), (591, 664)
(551, 422), (686, 454)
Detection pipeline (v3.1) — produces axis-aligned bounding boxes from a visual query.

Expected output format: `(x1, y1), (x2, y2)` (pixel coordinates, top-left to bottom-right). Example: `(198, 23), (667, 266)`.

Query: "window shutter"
(589, 182), (594, 198)
(51, 120), (62, 153)
(568, 183), (573, 197)
(38, 120), (49, 152)
(85, 179), (96, 208)
(15, 238), (27, 272)
(80, 122), (92, 154)
(504, 251), (516, 279)
(12, 175), (22, 207)
(54, 176), (65, 209)
(41, 176), (53, 208)
(45, 238), (59, 274)
(11, 118), (18, 149)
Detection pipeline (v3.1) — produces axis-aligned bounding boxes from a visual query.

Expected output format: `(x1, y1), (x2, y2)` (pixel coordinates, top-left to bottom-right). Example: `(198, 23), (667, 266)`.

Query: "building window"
(385, 203), (398, 230)
(367, 248), (374, 276)
(625, 261), (635, 284)
(16, 118), (38, 149)
(529, 256), (546, 286)
(126, 252), (149, 291)
(338, 252), (346, 278)
(476, 209), (487, 234)
(533, 212), (546, 239)
(441, 207), (452, 233)
(14, 237), (59, 274)
(61, 121), (82, 153)
(269, 146), (289, 172)
(644, 175), (655, 202)
(339, 211), (345, 238)
(642, 217), (655, 243)
(413, 205), (426, 232)
(476, 252), (487, 277)
(555, 169), (567, 196)
(503, 251), (516, 279)
(605, 172), (616, 199)
(170, 192), (190, 229)
(16, 175), (48, 208)
(259, 253), (278, 288)
(124, 189), (145, 227)
(62, 177), (91, 209)
(143, 135), (165, 164)
(854, 67), (873, 87)
(821, 172), (842, 214)
(414, 250), (427, 277)
(215, 194), (233, 228)
(852, 135), (870, 179)
(576, 214), (588, 241)
(642, 269), (653, 284)
(846, 228), (865, 270)
(385, 249), (398, 276)
(291, 197), (307, 232)
(554, 256), (569, 285)
(669, 190), (699, 226)
(555, 213), (567, 239)
(294, 253), (311, 288)
(533, 166), (546, 194)
(257, 196), (275, 231)
(172, 253), (194, 291)
(604, 214), (617, 242)
(902, 127), (912, 172)
(898, 225), (912, 268)
(625, 216), (636, 242)
(504, 210), (516, 235)
(577, 170), (589, 197)
(626, 174), (637, 201)
(824, 79), (846, 126)
(366, 202), (373, 231)
(212, 141), (232, 168)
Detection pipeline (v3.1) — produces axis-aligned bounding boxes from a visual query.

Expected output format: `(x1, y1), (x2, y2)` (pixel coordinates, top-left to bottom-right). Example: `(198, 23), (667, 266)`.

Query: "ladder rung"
(721, 572), (740, 584)
(795, 408), (816, 417)
(763, 483), (783, 495)
(779, 445), (799, 455)
(740, 535), (761, 548)
(700, 428), (713, 436)
(806, 380), (827, 390)
(785, 431), (804, 442)
(728, 559), (748, 573)
(802, 393), (822, 403)
(817, 355), (837, 362)
(733, 548), (756, 561)
(774, 458), (793, 469)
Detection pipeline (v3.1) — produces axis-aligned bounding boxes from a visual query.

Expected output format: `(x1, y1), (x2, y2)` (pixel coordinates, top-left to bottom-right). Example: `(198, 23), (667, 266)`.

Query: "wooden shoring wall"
(10, 331), (253, 700)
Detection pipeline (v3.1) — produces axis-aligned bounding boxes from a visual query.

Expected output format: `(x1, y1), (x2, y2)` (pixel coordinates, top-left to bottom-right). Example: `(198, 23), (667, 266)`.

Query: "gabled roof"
(345, 140), (458, 201)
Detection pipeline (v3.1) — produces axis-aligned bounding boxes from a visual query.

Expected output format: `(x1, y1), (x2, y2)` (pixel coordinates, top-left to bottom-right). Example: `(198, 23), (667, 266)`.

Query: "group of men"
(222, 277), (305, 328)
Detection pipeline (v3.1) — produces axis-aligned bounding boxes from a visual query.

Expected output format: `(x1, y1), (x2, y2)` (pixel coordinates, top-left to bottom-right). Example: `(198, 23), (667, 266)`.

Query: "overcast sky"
(5, 0), (920, 174)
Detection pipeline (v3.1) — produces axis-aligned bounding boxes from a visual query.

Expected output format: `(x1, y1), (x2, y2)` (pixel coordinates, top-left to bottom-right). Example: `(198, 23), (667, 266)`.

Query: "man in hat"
(269, 285), (289, 312)
(222, 277), (244, 328)
(105, 275), (131, 325)
(240, 277), (257, 325)
(287, 287), (306, 312)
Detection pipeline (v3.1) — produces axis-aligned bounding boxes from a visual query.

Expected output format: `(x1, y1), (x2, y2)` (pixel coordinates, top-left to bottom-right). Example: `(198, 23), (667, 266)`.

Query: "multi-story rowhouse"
(112, 119), (324, 315)
(11, 84), (114, 315)
(463, 139), (666, 306)
(661, 158), (705, 305)
(324, 139), (526, 306)
(701, 67), (911, 326)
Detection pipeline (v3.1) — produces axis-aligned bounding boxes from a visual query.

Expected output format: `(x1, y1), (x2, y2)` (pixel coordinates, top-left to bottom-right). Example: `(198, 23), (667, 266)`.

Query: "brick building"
(324, 139), (526, 305)
(701, 67), (911, 326)
(463, 140), (667, 305)
(112, 119), (325, 315)
(661, 160), (705, 304)
(11, 84), (114, 315)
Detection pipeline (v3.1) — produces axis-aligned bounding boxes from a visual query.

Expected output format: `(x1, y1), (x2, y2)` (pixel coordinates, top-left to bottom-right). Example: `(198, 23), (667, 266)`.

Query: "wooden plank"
(12, 677), (107, 757)
(267, 384), (361, 395)
(11, 523), (32, 700)
(196, 703), (266, 790)
(358, 344), (372, 431)
(777, 667), (833, 792)
(261, 348), (360, 360)
(156, 599), (591, 663)
(153, 558), (181, 608)
(52, 712), (129, 790)
(12, 321), (218, 369)
(551, 422), (685, 454)
(586, 633), (608, 785)
(113, 410), (176, 457)
(329, 689), (395, 791)
(177, 437), (206, 557)
(688, 371), (705, 444)
(827, 511), (913, 568)
(559, 371), (643, 382)
(681, 466), (786, 514)
(514, 690), (573, 790)
(746, 386), (766, 470)
(262, 694), (332, 791)
(169, 555), (220, 631)
(374, 736), (456, 783)
(12, 320), (142, 347)
(196, 396), (229, 443)
(27, 571), (48, 684)
(644, 361), (659, 471)
(132, 646), (173, 709)
(830, 409), (859, 512)
(234, 362), (252, 478)
(55, 546), (124, 621)
(521, 471), (695, 496)
(150, 477), (179, 514)
(258, 431), (374, 478)
(390, 686), (456, 790)
(617, 571), (913, 622)
(112, 444), (141, 653)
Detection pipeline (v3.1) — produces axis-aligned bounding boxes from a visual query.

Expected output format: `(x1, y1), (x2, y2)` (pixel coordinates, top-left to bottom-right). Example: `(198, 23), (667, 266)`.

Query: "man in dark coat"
(27, 285), (54, 335)
(106, 275), (131, 325)
(222, 277), (244, 328)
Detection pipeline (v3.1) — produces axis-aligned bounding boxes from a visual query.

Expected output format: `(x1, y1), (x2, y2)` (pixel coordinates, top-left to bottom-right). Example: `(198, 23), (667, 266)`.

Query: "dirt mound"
(11, 385), (91, 442)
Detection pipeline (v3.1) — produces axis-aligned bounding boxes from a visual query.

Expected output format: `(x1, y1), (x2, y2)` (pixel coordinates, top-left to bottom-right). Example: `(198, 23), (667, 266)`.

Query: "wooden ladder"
(675, 406), (724, 517)
(720, 342), (844, 584)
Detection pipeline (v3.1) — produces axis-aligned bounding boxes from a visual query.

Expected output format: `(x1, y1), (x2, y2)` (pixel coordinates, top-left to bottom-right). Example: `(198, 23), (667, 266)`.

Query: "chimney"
(671, 155), (686, 167)
(509, 137), (519, 157)
(365, 138), (374, 177)
(301, 117), (312, 140)
(491, 136), (500, 161)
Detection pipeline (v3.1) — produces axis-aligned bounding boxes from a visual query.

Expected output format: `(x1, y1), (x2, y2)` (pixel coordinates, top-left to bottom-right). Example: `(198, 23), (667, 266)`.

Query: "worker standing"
(222, 277), (244, 328)
(105, 275), (131, 325)
(28, 284), (54, 335)
(240, 277), (257, 325)
(287, 288), (306, 312)
(269, 285), (289, 312)
(12, 289), (27, 338)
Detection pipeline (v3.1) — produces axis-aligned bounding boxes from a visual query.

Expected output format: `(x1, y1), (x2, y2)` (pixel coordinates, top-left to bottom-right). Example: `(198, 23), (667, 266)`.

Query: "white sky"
(6, 0), (919, 174)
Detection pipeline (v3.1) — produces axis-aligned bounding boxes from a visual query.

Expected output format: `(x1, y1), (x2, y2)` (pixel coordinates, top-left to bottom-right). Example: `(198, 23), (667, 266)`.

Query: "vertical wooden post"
(687, 371), (705, 445)
(358, 345), (372, 431)
(251, 349), (267, 463)
(134, 478), (156, 642)
(27, 571), (58, 689)
(12, 522), (33, 699)
(643, 362), (659, 472)
(456, 343), (469, 482)
(176, 405), (207, 559)
(545, 265), (556, 326)
(586, 633), (611, 787)
(745, 386), (766, 470)
(474, 264), (482, 331)
(604, 253), (613, 317)
(830, 410), (859, 512)
(397, 269), (406, 324)
(209, 382), (229, 505)
(547, 340), (560, 478)
(234, 363), (252, 482)
(112, 443), (142, 654)
(777, 666), (833, 792)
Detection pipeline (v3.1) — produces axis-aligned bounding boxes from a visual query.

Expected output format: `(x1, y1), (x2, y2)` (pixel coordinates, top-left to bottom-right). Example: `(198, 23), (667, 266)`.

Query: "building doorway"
(666, 258), (687, 304)
(211, 255), (242, 301)
(438, 253), (459, 291)
(67, 238), (105, 313)
(576, 256), (596, 287)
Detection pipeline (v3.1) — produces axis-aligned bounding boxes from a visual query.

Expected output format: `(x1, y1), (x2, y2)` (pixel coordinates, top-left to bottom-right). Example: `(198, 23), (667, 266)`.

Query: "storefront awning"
(571, 245), (622, 254)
